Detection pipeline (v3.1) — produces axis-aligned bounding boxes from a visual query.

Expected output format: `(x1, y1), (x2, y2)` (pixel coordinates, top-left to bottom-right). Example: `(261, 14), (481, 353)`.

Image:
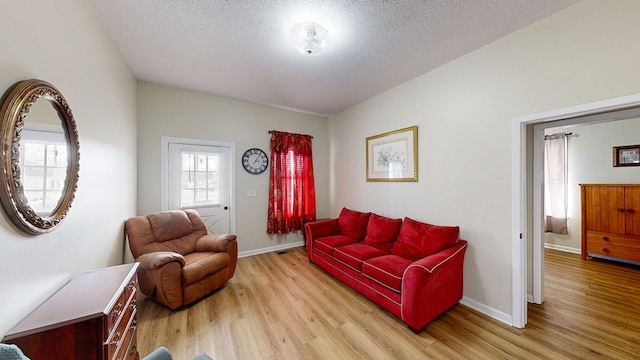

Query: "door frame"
(161, 136), (237, 234)
(511, 93), (640, 328)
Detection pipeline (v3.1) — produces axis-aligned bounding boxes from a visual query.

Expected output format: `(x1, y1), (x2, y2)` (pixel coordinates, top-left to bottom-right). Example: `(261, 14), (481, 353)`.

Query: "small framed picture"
(613, 145), (640, 167)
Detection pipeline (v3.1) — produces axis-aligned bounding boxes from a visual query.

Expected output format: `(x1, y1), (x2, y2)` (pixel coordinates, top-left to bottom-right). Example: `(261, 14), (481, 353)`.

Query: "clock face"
(242, 148), (269, 174)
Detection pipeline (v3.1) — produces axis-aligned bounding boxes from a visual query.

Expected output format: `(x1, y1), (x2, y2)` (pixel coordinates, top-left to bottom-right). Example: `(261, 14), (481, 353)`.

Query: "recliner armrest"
(137, 251), (186, 270)
(196, 234), (237, 252)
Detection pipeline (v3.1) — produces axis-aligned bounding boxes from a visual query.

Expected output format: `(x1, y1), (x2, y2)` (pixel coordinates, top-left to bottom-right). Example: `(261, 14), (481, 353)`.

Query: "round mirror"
(0, 79), (80, 234)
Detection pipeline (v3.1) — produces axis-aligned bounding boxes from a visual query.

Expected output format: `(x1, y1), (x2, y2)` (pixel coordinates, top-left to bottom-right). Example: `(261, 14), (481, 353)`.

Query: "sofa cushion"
(334, 244), (389, 272)
(362, 255), (413, 293)
(363, 213), (402, 252)
(338, 207), (371, 241)
(391, 217), (460, 260)
(315, 235), (359, 257)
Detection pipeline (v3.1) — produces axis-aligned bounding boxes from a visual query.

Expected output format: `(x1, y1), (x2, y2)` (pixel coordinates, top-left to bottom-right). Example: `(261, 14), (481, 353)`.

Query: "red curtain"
(267, 131), (316, 234)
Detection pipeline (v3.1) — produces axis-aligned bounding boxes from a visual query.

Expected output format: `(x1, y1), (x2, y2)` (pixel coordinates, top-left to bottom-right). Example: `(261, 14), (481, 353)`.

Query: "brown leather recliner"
(125, 209), (237, 309)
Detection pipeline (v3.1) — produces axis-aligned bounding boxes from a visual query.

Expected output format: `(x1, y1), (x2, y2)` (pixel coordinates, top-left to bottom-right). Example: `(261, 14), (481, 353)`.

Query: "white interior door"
(167, 143), (231, 234)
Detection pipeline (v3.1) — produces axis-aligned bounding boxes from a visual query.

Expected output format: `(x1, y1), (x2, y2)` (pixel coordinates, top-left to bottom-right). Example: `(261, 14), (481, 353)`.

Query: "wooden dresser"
(2, 263), (140, 360)
(580, 184), (640, 262)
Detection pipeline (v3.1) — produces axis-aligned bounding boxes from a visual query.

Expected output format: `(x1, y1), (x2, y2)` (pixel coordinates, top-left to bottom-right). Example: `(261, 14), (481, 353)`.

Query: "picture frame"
(366, 126), (418, 182)
(613, 144), (640, 167)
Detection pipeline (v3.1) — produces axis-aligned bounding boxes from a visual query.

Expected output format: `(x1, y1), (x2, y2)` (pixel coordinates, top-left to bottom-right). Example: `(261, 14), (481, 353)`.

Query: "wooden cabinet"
(2, 263), (140, 360)
(580, 184), (640, 262)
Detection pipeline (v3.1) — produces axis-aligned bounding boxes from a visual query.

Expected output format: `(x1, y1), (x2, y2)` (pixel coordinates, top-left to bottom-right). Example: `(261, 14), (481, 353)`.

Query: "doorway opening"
(512, 94), (640, 328)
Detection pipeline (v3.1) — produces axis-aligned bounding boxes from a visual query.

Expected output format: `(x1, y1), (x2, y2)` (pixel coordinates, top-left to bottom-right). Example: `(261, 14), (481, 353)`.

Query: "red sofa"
(304, 208), (467, 332)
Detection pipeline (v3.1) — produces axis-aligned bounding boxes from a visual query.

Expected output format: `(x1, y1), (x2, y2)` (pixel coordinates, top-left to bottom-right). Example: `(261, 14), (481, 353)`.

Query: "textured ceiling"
(89, 0), (579, 116)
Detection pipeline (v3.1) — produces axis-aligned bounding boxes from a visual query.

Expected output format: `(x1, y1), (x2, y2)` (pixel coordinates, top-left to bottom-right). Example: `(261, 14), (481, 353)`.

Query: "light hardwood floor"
(136, 248), (640, 359)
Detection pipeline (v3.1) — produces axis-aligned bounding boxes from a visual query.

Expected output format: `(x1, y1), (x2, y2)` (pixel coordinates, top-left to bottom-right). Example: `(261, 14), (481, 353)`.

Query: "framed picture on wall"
(366, 126), (418, 182)
(613, 144), (640, 167)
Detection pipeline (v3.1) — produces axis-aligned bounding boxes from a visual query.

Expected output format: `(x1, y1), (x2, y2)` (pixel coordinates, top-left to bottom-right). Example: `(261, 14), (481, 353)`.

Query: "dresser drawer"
(108, 279), (137, 336)
(108, 291), (126, 335)
(107, 305), (137, 360)
(586, 231), (640, 249)
(586, 231), (640, 261)
(124, 275), (138, 304)
(117, 321), (138, 360)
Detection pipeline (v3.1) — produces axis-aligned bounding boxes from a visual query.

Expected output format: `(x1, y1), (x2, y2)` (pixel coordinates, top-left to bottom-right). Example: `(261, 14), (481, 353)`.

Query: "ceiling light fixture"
(291, 22), (330, 56)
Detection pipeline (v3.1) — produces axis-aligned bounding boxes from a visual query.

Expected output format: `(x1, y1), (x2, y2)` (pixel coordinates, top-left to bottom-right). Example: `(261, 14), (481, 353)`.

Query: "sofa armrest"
(401, 240), (468, 331)
(407, 240), (467, 274)
(196, 233), (237, 252)
(305, 218), (341, 261)
(304, 218), (340, 243)
(137, 251), (186, 270)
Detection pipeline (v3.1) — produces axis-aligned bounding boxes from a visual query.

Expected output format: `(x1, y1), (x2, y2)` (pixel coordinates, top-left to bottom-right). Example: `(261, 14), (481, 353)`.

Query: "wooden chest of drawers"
(581, 184), (640, 262)
(2, 263), (140, 360)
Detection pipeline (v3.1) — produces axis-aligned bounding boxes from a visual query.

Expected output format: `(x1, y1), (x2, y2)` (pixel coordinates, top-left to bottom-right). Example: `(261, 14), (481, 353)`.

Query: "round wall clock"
(242, 148), (269, 174)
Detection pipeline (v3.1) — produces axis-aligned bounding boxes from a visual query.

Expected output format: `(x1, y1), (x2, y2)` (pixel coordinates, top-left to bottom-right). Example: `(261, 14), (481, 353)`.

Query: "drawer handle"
(617, 208), (625, 213)
(602, 236), (610, 241)
(113, 303), (123, 314)
(602, 248), (610, 253)
(627, 208), (636, 214)
(110, 331), (121, 347)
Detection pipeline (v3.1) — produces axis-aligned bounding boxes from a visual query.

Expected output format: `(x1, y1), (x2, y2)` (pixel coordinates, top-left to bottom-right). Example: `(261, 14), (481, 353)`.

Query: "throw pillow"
(338, 207), (371, 241)
(391, 217), (460, 260)
(363, 213), (402, 251)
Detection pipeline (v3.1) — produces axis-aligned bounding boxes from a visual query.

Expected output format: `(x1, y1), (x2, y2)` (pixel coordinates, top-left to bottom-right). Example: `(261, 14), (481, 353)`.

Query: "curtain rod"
(545, 132), (574, 139)
(268, 130), (313, 138)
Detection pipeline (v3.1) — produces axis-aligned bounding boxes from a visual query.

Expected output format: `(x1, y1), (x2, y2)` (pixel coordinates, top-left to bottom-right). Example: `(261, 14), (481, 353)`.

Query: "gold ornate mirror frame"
(0, 79), (80, 234)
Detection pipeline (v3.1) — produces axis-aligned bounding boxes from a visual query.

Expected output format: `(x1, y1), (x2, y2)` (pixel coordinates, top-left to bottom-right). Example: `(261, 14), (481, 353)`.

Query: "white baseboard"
(238, 241), (305, 258)
(459, 296), (512, 326)
(543, 243), (581, 254)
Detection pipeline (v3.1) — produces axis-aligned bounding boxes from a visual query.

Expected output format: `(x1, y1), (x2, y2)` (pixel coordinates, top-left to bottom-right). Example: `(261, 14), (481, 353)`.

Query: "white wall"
(329, 0), (640, 319)
(544, 118), (640, 250)
(0, 0), (137, 337)
(136, 82), (329, 254)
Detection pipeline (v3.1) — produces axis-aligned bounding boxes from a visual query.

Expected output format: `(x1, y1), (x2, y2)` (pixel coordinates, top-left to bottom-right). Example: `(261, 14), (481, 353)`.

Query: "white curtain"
(544, 133), (568, 234)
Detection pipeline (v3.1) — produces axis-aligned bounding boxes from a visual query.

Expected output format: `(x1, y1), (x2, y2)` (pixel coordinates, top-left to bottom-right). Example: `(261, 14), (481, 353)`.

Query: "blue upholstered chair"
(143, 346), (214, 360)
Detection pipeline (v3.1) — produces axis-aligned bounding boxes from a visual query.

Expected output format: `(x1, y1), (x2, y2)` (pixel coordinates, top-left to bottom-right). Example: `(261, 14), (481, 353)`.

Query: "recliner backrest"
(126, 209), (208, 258)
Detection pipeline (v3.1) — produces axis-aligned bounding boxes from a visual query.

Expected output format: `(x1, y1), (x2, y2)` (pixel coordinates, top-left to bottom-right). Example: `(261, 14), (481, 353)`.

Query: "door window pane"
(179, 151), (221, 207)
